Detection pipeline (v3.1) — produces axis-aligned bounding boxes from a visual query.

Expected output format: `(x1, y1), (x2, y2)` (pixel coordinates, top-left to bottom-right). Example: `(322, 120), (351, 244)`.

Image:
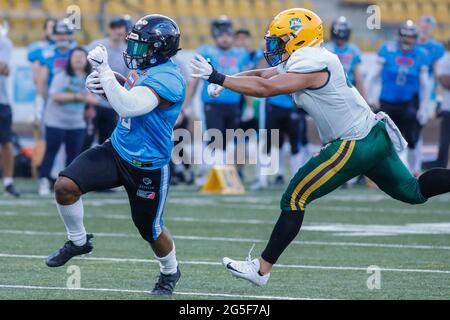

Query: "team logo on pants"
(136, 189), (156, 200)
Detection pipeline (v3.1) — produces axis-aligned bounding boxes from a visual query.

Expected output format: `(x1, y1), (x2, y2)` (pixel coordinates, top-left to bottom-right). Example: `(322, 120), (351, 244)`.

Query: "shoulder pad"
(285, 47), (327, 73)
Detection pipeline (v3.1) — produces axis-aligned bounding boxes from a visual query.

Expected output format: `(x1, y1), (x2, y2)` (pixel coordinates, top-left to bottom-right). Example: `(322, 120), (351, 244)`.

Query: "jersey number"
(121, 118), (131, 130)
(396, 66), (408, 86)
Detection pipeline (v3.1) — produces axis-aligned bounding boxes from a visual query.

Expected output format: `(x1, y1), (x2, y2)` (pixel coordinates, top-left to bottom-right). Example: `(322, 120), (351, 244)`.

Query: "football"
(102, 71), (127, 100)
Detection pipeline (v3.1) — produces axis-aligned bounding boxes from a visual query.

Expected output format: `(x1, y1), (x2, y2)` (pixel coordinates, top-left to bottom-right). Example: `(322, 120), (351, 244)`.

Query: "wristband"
(207, 69), (226, 86)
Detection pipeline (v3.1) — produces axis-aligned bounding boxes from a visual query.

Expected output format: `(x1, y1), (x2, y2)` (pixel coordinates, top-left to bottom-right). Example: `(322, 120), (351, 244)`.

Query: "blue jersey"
(111, 60), (186, 170)
(417, 39), (445, 72)
(379, 41), (429, 103)
(27, 40), (53, 63)
(325, 42), (361, 85)
(40, 44), (75, 85)
(249, 49), (264, 69)
(417, 39), (445, 101)
(197, 45), (250, 105)
(267, 94), (295, 109)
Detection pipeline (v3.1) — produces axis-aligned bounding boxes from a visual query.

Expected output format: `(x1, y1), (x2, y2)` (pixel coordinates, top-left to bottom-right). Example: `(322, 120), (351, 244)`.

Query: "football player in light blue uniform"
(368, 20), (430, 174)
(417, 16), (445, 100)
(27, 18), (56, 81)
(34, 19), (77, 125)
(325, 16), (366, 100)
(45, 15), (185, 296)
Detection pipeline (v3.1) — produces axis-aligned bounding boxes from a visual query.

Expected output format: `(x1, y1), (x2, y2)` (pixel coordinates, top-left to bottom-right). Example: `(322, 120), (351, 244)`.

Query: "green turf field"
(0, 180), (449, 300)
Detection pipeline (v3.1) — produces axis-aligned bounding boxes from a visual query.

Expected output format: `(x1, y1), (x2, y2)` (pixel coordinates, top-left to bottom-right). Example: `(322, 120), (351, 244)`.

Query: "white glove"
(86, 70), (104, 95)
(417, 102), (434, 126)
(241, 106), (254, 122)
(88, 45), (110, 73)
(33, 95), (45, 123)
(191, 54), (213, 80)
(207, 83), (224, 98)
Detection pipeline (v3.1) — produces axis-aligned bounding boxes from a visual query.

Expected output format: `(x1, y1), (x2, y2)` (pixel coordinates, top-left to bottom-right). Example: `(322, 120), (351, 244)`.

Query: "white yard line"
(0, 228), (449, 251)
(0, 253), (449, 274)
(0, 284), (313, 300)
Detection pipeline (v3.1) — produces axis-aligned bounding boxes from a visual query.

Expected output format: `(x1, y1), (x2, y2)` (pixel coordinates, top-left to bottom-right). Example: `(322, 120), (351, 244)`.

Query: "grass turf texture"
(0, 179), (449, 300)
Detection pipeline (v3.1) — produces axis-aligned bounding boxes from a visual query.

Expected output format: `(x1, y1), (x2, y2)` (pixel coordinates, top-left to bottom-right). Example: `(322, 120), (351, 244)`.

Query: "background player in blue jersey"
(27, 18), (56, 85)
(417, 16), (445, 83)
(183, 16), (251, 177)
(413, 16), (445, 173)
(34, 19), (77, 126)
(44, 15), (185, 296)
(325, 16), (366, 100)
(368, 20), (431, 174)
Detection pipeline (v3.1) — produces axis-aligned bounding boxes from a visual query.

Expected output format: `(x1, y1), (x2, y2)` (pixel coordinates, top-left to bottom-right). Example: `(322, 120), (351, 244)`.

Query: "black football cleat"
(5, 184), (20, 198)
(150, 267), (181, 296)
(46, 234), (94, 267)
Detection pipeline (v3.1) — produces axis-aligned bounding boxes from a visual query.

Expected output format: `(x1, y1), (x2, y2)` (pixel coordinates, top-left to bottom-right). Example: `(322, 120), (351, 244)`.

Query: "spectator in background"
(428, 41), (450, 168)
(82, 16), (131, 150)
(325, 16), (366, 100)
(183, 17), (251, 183)
(0, 22), (20, 197)
(234, 29), (264, 69)
(38, 48), (96, 196)
(366, 20), (430, 175)
(27, 18), (57, 85)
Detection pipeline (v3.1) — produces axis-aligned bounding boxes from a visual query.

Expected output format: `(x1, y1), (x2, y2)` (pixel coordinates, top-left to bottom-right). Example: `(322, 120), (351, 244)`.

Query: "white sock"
(56, 198), (87, 246)
(155, 243), (178, 275)
(3, 177), (13, 187)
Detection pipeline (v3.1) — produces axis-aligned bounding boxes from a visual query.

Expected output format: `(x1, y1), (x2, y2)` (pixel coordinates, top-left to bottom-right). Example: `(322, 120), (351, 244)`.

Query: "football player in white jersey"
(191, 8), (450, 286)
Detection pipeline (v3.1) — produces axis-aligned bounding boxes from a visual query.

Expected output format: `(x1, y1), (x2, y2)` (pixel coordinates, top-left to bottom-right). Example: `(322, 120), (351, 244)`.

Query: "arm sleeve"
(0, 39), (12, 64)
(99, 68), (160, 118)
(437, 55), (450, 77)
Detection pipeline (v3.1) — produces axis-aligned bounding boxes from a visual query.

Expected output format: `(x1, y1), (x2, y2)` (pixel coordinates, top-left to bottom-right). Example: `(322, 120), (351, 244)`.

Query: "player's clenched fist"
(207, 83), (224, 98)
(88, 45), (109, 73)
(85, 70), (104, 95)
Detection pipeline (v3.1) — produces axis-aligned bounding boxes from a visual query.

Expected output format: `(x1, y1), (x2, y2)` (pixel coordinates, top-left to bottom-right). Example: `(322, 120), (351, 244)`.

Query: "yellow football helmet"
(264, 8), (323, 66)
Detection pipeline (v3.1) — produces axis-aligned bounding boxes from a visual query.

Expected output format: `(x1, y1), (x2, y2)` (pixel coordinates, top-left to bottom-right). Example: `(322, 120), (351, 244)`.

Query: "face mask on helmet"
(124, 37), (167, 70)
(264, 36), (290, 67)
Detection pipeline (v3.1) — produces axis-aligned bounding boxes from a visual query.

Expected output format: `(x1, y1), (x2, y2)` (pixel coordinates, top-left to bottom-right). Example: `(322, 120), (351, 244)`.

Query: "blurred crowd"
(0, 13), (449, 197)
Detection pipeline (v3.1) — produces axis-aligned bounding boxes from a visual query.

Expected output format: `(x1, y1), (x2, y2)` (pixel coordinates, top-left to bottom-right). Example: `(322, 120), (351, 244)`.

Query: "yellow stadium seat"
(405, 2), (420, 22)
(11, 0), (30, 10)
(42, 0), (65, 14)
(222, 0), (238, 17)
(237, 1), (252, 19)
(76, 0), (101, 15)
(435, 3), (450, 23)
(253, 0), (271, 19)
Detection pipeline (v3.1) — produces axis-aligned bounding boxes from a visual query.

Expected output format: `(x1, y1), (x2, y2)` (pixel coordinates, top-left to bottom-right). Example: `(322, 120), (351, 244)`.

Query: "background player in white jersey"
(191, 8), (450, 286)
(45, 15), (185, 295)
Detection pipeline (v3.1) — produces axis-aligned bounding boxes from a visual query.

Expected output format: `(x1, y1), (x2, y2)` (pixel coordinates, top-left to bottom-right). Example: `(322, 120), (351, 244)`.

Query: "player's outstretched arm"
(191, 54), (327, 98)
(87, 45), (161, 118)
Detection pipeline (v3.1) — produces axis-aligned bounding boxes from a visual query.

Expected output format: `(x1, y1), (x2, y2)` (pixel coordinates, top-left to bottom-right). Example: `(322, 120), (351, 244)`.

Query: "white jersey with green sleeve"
(278, 46), (377, 144)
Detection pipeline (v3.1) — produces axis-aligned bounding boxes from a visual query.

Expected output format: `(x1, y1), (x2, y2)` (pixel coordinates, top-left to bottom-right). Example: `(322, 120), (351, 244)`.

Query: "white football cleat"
(222, 255), (270, 287)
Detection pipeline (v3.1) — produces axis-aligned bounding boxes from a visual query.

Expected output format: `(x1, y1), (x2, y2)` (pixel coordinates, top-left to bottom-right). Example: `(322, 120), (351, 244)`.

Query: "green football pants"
(281, 121), (427, 211)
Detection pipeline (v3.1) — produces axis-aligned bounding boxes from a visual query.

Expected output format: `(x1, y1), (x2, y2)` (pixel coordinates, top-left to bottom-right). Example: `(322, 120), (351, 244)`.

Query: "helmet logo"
(136, 19), (148, 27)
(128, 32), (139, 40)
(289, 18), (303, 32)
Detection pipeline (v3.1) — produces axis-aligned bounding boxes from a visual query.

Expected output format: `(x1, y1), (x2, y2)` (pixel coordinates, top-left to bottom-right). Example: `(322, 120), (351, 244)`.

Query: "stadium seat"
(435, 3), (450, 23)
